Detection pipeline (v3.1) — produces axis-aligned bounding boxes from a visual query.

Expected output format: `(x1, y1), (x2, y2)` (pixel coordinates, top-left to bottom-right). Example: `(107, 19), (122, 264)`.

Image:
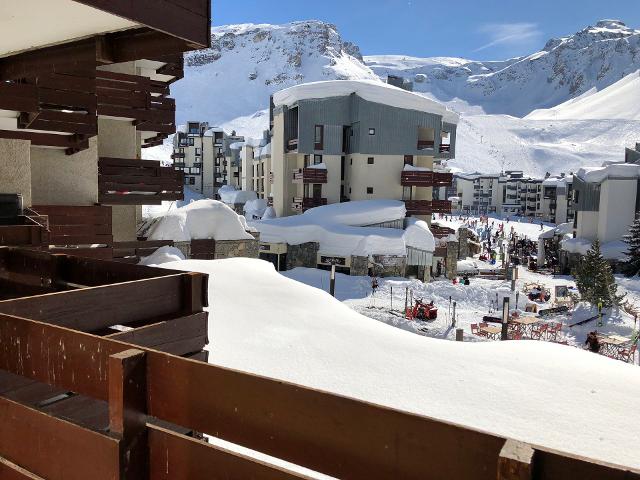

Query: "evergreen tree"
(573, 239), (623, 307)
(623, 216), (640, 277)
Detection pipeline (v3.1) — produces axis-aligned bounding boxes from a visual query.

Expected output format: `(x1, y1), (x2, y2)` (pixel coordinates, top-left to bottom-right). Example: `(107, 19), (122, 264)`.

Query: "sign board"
(555, 285), (569, 298)
(320, 256), (346, 266)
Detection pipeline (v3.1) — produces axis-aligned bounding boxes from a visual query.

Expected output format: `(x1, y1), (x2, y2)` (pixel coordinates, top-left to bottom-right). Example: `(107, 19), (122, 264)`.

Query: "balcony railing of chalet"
(417, 140), (435, 150)
(430, 225), (456, 239)
(30, 205), (114, 259)
(0, 248), (634, 478)
(401, 171), (453, 187)
(292, 197), (328, 212)
(439, 144), (451, 153)
(0, 72), (98, 154)
(292, 167), (328, 184)
(96, 70), (176, 148)
(98, 157), (184, 205)
(0, 210), (49, 248)
(171, 152), (186, 160)
(287, 138), (299, 152)
(405, 200), (453, 215)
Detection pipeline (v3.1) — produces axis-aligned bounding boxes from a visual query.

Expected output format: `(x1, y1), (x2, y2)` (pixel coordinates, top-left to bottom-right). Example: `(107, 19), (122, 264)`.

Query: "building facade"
(269, 81), (458, 221)
(0, 0), (210, 255)
(172, 124), (244, 198)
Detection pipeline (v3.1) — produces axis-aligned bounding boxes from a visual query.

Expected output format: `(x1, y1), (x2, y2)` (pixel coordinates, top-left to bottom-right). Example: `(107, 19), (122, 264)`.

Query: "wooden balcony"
(292, 197), (327, 212)
(287, 138), (299, 152)
(432, 200), (453, 214)
(97, 70), (176, 145)
(292, 167), (328, 184)
(98, 157), (184, 205)
(417, 140), (435, 150)
(430, 225), (456, 239)
(0, 214), (49, 248)
(401, 171), (453, 187)
(405, 200), (432, 216)
(439, 144), (451, 153)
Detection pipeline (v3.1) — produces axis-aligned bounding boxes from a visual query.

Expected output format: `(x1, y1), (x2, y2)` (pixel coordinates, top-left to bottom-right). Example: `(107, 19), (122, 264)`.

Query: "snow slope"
(159, 258), (640, 470)
(173, 21), (378, 127)
(526, 70), (640, 121)
(365, 20), (640, 117)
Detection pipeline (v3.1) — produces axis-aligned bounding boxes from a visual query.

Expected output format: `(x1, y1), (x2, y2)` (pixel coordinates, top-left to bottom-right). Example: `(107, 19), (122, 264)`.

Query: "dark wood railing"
(432, 200), (453, 213)
(98, 157), (184, 205)
(405, 200), (432, 215)
(440, 144), (451, 153)
(302, 197), (327, 211)
(430, 225), (456, 238)
(401, 171), (453, 187)
(292, 167), (328, 184)
(417, 140), (435, 150)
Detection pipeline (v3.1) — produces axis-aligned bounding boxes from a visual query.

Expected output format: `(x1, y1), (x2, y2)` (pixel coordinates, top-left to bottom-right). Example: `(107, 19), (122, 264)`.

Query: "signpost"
(501, 297), (510, 341)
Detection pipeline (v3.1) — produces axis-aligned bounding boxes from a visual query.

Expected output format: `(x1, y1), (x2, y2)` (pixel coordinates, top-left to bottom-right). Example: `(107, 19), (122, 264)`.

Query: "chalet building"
(172, 122), (244, 198)
(268, 80), (458, 221)
(0, 0), (211, 260)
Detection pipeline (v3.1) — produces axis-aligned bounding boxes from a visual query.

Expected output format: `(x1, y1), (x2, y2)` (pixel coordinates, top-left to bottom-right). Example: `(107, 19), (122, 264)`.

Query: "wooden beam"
(498, 439), (534, 480)
(109, 349), (148, 479)
(0, 457), (45, 480)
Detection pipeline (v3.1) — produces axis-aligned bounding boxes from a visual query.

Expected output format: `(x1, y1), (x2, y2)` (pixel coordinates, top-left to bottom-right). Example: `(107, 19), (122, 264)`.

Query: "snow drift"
(146, 200), (254, 242)
(159, 257), (640, 470)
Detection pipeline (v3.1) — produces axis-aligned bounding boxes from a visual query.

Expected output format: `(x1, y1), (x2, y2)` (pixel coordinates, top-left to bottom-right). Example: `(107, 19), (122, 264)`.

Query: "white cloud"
(473, 22), (542, 53)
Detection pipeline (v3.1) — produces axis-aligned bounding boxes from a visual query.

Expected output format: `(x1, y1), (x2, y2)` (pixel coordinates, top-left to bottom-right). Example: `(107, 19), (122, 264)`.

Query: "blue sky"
(213, 0), (640, 60)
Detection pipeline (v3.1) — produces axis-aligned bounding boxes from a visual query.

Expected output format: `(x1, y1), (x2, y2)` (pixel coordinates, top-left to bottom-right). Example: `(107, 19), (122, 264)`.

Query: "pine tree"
(623, 216), (640, 277)
(573, 239), (623, 307)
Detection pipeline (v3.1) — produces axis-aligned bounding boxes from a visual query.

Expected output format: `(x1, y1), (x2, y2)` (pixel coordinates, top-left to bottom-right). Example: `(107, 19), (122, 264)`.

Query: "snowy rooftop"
(576, 163), (640, 183)
(273, 79), (459, 124)
(250, 200), (435, 256)
(155, 258), (640, 470)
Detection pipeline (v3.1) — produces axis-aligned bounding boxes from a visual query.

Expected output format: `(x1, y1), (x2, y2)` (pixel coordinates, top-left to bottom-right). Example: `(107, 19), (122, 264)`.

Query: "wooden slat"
(148, 425), (312, 480)
(0, 396), (119, 480)
(0, 457), (46, 480)
(0, 275), (187, 332)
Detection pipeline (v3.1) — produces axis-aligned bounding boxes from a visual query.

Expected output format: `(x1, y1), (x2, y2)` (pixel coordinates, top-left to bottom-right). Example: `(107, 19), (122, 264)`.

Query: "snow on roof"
(561, 237), (627, 260)
(156, 257), (640, 470)
(218, 186), (258, 205)
(251, 200), (434, 256)
(203, 127), (224, 136)
(539, 222), (573, 240)
(146, 199), (254, 242)
(576, 163), (640, 183)
(542, 176), (568, 187)
(273, 80), (459, 124)
(229, 141), (245, 150)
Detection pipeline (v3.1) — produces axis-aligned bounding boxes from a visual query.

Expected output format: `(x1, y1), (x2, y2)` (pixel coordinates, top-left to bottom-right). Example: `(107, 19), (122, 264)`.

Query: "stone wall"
(446, 241), (459, 279)
(371, 255), (406, 277)
(214, 238), (260, 260)
(350, 256), (369, 276)
(286, 242), (319, 269)
(458, 228), (470, 260)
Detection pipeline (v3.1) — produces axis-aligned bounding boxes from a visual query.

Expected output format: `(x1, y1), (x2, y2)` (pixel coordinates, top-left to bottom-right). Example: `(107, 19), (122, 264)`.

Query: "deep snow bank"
(146, 200), (254, 242)
(160, 258), (640, 470)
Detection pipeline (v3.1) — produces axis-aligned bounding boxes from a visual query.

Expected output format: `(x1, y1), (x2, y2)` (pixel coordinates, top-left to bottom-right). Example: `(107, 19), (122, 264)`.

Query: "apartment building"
(269, 80), (458, 221)
(455, 171), (575, 222)
(240, 131), (273, 201)
(0, 0), (210, 257)
(172, 123), (243, 198)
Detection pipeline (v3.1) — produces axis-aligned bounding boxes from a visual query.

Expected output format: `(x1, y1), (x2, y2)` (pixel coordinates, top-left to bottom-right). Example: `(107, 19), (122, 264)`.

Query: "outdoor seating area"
(471, 316), (563, 343)
(597, 334), (638, 363)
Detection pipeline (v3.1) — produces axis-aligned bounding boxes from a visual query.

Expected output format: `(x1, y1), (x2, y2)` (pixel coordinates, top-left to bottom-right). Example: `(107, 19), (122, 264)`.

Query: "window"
(195, 148), (201, 155)
(314, 154), (322, 165)
(350, 158), (352, 165)
(367, 157), (374, 165)
(404, 155), (413, 165)
(368, 128), (376, 136)
(188, 138), (194, 146)
(314, 125), (324, 150)
(367, 187), (374, 194)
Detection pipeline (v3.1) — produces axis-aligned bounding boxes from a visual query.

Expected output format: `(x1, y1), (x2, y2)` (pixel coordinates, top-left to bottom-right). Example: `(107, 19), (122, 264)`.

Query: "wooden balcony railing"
(432, 200), (453, 214)
(439, 144), (451, 153)
(0, 247), (635, 480)
(287, 138), (299, 152)
(292, 167), (328, 184)
(97, 70), (176, 144)
(430, 225), (456, 239)
(401, 171), (453, 187)
(417, 140), (435, 150)
(0, 214), (49, 248)
(404, 200), (432, 215)
(98, 157), (184, 205)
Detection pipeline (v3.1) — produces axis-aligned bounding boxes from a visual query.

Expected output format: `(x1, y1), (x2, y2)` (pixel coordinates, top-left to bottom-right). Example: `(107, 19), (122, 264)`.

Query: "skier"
(371, 277), (379, 295)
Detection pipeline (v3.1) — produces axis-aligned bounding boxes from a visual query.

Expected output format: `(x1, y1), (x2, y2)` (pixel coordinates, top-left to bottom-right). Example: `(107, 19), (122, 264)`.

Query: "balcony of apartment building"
(417, 127), (435, 151)
(404, 199), (452, 216)
(98, 158), (184, 206)
(292, 167), (328, 184)
(401, 171), (453, 188)
(439, 130), (451, 154)
(292, 196), (327, 213)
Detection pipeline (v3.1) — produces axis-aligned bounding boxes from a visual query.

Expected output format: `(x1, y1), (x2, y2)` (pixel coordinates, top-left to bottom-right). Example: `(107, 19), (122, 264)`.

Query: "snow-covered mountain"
(161, 19), (640, 176)
(366, 20), (640, 117)
(173, 21), (378, 127)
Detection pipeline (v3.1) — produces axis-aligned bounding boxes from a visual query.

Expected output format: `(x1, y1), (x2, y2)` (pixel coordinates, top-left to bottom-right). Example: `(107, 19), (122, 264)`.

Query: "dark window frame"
(367, 157), (374, 165)
(314, 125), (324, 150)
(368, 128), (376, 136)
(367, 187), (374, 194)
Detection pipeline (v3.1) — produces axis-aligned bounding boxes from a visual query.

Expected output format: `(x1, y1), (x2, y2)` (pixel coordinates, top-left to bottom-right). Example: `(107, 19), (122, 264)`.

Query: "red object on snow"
(406, 299), (438, 321)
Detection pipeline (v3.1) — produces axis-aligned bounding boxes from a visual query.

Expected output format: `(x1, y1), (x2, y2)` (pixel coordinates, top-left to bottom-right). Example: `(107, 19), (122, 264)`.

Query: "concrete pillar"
(445, 240), (459, 279)
(0, 139), (32, 205)
(30, 137), (99, 205)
